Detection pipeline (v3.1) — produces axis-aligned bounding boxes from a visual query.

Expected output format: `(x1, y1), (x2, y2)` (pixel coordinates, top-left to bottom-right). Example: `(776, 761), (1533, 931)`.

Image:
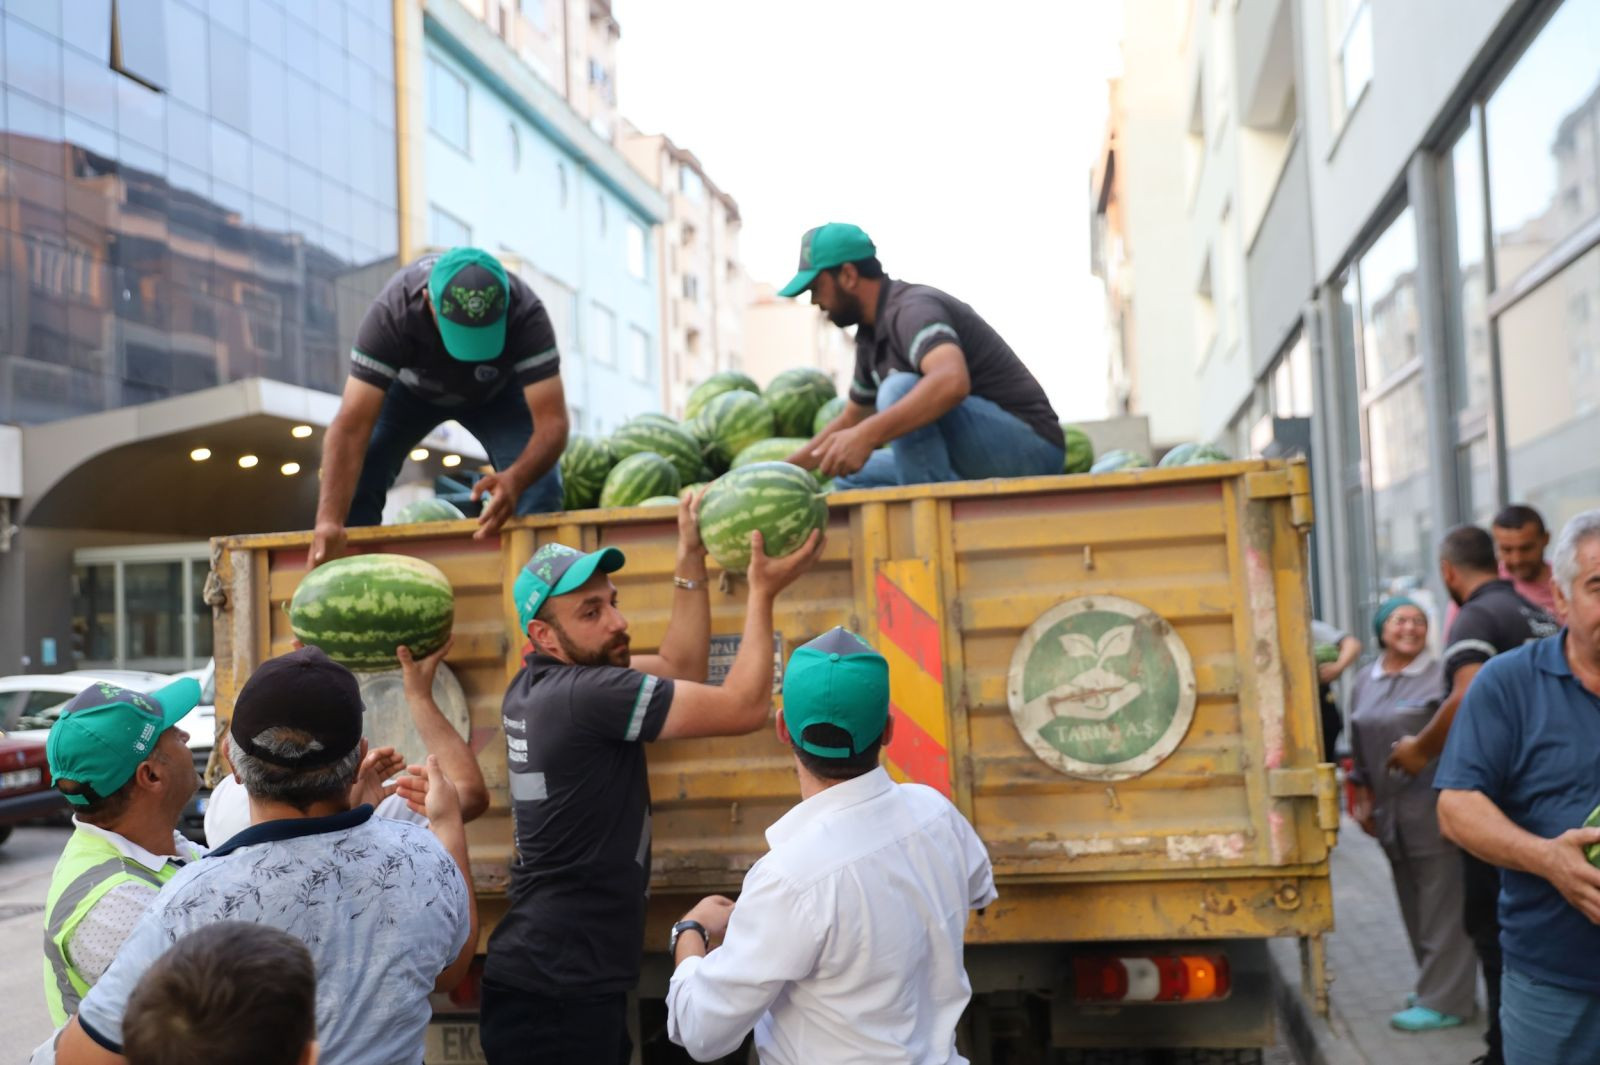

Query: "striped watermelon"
(765, 368), (837, 437)
(601, 451), (681, 507)
(390, 498), (465, 524)
(611, 420), (703, 486)
(812, 396), (847, 435)
(698, 461), (828, 573)
(627, 413), (679, 431)
(680, 481), (709, 499)
(689, 390), (776, 472)
(639, 496), (680, 506)
(1090, 448), (1150, 473)
(684, 371), (761, 423)
(1157, 442), (1232, 467)
(287, 554), (454, 671)
(561, 434), (617, 510)
(732, 438), (828, 486)
(1062, 425), (1094, 474)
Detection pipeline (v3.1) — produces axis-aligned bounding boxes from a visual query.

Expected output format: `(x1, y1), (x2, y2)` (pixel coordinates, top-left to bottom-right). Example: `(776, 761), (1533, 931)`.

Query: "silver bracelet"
(673, 576), (704, 591)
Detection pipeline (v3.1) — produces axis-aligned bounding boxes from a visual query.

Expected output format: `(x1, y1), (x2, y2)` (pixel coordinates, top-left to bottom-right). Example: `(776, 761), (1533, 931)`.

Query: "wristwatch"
(670, 919), (708, 955)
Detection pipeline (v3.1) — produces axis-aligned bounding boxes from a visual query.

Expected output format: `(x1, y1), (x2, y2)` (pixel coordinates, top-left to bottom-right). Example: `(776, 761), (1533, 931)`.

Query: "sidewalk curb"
(1267, 938), (1367, 1065)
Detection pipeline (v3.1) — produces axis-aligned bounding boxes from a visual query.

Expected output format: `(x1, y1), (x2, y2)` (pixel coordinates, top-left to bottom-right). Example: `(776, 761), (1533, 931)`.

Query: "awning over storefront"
(19, 378), (487, 536)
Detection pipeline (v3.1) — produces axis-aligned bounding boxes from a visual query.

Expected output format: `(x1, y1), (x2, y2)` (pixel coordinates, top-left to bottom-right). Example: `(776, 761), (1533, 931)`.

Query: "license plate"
(425, 1021), (485, 1065)
(0, 768), (42, 791)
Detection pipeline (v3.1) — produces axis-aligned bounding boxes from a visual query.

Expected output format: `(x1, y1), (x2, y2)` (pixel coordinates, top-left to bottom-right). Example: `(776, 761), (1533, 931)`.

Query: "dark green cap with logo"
(45, 678), (200, 806)
(777, 223), (877, 298)
(781, 627), (890, 758)
(428, 247), (511, 363)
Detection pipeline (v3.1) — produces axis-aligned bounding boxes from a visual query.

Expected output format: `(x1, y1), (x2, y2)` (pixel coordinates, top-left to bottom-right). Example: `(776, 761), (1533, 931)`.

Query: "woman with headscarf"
(1348, 596), (1478, 1032)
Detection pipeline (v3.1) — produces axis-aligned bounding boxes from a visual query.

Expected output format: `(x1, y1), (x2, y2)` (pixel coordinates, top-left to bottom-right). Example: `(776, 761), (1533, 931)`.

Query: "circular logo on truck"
(1006, 595), (1197, 781)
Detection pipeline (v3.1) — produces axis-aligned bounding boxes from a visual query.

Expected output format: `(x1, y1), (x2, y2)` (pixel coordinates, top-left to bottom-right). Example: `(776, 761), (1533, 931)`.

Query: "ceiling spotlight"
(290, 424), (313, 439)
(410, 447), (430, 462)
(237, 454), (259, 469)
(189, 447), (211, 462)
(280, 462), (301, 475)
(442, 454), (462, 468)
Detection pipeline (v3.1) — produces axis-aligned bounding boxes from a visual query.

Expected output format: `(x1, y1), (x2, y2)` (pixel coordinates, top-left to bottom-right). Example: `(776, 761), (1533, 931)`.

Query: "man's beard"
(550, 620), (630, 667)
(826, 290), (863, 329)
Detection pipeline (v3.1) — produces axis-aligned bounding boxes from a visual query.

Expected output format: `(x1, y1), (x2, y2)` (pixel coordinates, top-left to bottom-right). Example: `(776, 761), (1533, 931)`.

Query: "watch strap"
(671, 919), (708, 954)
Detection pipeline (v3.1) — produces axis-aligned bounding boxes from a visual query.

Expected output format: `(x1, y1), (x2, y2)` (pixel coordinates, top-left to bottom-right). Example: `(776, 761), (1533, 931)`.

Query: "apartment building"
(741, 283), (856, 393)
(620, 128), (748, 415)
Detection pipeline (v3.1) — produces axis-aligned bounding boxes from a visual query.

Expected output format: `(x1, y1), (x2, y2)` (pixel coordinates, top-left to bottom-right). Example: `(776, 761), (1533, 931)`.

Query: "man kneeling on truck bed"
(778, 222), (1065, 488)
(480, 491), (824, 1065)
(666, 627), (996, 1064)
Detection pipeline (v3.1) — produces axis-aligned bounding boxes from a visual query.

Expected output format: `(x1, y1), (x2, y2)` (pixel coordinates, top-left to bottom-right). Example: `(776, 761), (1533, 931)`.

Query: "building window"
(596, 195), (608, 235)
(683, 273), (701, 304)
(508, 122), (522, 171)
(429, 204), (473, 249)
(556, 162), (569, 208)
(568, 403), (584, 433)
(590, 302), (616, 367)
(628, 326), (652, 383)
(626, 220), (647, 280)
(1328, 0), (1373, 133)
(520, 0), (546, 30)
(679, 166), (705, 202)
(1193, 256), (1217, 365)
(111, 0), (169, 92)
(428, 56), (470, 154)
(72, 549), (211, 671)
(1218, 203), (1239, 350)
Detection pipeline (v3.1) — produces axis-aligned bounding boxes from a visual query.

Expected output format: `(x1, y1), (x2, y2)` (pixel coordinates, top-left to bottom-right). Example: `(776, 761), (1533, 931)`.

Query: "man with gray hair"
(51, 646), (477, 1065)
(1436, 510), (1600, 1064)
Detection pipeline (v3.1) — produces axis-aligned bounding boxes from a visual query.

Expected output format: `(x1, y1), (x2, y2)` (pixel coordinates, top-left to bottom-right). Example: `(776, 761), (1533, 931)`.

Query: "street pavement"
(1273, 813), (1488, 1065)
(1, 825), (70, 1061)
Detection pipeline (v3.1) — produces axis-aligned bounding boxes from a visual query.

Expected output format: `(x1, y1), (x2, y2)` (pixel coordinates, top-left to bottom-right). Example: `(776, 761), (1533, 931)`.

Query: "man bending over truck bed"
(480, 490), (824, 1065)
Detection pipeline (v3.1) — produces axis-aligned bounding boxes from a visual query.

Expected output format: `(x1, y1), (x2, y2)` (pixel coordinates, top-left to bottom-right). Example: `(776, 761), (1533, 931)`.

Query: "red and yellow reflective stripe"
(875, 565), (951, 797)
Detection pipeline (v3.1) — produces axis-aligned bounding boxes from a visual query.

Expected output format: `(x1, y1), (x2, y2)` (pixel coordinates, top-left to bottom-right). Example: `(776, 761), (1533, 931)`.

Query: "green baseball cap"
(427, 247), (511, 363)
(776, 223), (877, 298)
(514, 542), (627, 633)
(46, 677), (201, 806)
(781, 627), (890, 758)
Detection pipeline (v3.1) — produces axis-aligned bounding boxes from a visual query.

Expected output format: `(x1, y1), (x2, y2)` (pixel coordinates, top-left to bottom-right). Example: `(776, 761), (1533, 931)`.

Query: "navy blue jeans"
(1501, 966), (1600, 1065)
(834, 371), (1065, 489)
(348, 383), (563, 526)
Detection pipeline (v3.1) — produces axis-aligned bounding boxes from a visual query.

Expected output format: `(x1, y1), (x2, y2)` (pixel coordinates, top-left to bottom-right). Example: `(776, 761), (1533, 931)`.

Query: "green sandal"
(1391, 1006), (1465, 1032)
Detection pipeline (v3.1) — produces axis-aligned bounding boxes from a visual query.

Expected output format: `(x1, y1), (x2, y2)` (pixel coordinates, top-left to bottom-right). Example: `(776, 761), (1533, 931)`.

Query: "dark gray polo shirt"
(849, 278), (1064, 448)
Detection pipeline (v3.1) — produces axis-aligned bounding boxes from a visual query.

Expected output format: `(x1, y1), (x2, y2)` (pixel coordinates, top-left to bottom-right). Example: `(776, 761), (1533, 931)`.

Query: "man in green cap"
(777, 223), (1066, 489)
(40, 677), (206, 1028)
(311, 247), (570, 567)
(479, 494), (823, 1065)
(664, 626), (997, 1064)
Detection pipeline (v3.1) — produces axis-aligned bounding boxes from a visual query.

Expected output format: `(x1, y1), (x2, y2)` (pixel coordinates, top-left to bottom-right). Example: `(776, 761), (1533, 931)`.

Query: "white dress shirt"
(667, 767), (997, 1064)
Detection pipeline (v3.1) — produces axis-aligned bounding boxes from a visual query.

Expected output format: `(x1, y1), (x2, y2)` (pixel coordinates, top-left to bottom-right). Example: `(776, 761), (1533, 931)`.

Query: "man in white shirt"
(666, 627), (996, 1064)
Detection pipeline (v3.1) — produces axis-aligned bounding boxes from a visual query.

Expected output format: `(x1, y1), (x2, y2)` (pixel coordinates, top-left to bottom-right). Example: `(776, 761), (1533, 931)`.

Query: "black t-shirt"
(483, 653), (675, 996)
(850, 278), (1064, 449)
(1443, 579), (1560, 689)
(349, 255), (560, 409)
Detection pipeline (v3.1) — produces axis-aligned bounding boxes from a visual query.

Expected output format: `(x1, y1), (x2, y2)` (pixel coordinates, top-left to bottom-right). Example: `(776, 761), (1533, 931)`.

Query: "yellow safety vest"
(41, 826), (180, 1026)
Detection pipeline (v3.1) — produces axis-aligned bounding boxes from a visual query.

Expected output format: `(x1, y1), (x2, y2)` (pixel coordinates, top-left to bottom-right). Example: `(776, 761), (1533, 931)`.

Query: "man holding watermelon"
(310, 247), (570, 567)
(479, 497), (823, 1065)
(776, 223), (1066, 488)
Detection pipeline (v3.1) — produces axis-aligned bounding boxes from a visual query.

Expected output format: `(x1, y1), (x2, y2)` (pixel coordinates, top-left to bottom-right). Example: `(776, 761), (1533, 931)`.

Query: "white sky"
(614, 0), (1124, 421)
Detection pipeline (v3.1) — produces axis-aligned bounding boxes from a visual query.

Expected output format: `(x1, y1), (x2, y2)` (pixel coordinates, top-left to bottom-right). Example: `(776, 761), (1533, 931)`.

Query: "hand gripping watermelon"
(1089, 449), (1150, 473)
(610, 419), (703, 486)
(764, 368), (838, 437)
(600, 452), (681, 508)
(390, 498), (466, 524)
(1061, 424), (1095, 474)
(812, 396), (847, 435)
(698, 462), (828, 573)
(684, 371), (761, 422)
(688, 390), (776, 472)
(561, 434), (617, 510)
(288, 554), (454, 671)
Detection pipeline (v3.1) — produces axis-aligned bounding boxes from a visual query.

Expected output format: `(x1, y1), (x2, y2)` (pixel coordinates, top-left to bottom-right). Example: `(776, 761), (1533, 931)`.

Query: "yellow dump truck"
(206, 459), (1337, 1063)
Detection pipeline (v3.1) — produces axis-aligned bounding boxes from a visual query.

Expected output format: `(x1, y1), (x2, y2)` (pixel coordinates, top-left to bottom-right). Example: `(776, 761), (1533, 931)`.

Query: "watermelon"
(1585, 803), (1600, 867)
(1158, 442), (1233, 468)
(610, 419), (703, 486)
(684, 371), (761, 422)
(680, 481), (709, 499)
(698, 462), (828, 573)
(561, 434), (617, 510)
(813, 396), (847, 435)
(627, 412), (679, 430)
(689, 390), (776, 471)
(1089, 449), (1150, 473)
(765, 368), (837, 437)
(1062, 425), (1094, 474)
(600, 451), (681, 508)
(287, 553), (454, 671)
(1314, 643), (1340, 665)
(390, 498), (465, 524)
(732, 438), (828, 486)
(639, 496), (680, 506)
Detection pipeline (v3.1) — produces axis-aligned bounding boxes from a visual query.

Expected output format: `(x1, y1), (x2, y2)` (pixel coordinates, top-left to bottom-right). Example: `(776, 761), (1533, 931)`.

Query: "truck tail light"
(1071, 954), (1231, 1004)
